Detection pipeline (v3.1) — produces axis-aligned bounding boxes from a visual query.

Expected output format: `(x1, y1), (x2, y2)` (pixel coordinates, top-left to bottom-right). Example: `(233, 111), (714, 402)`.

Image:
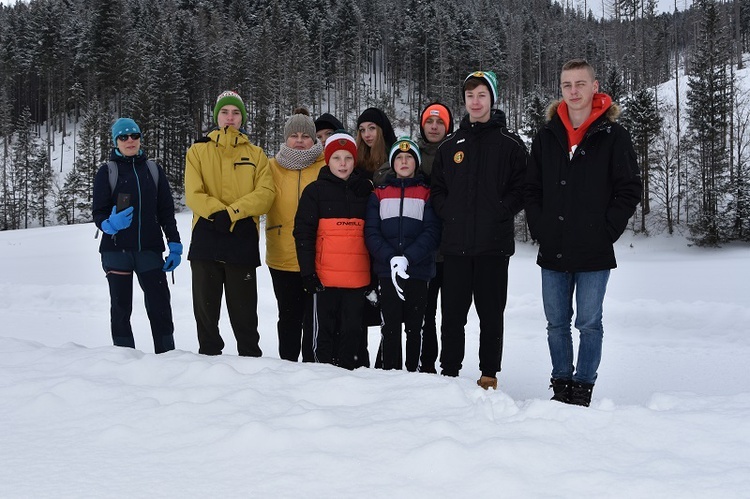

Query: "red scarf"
(557, 93), (612, 157)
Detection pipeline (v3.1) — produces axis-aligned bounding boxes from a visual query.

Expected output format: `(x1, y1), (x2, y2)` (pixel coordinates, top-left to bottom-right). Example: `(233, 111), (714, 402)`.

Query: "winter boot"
(568, 381), (595, 407)
(549, 378), (571, 403)
(477, 376), (498, 390)
(419, 364), (437, 374)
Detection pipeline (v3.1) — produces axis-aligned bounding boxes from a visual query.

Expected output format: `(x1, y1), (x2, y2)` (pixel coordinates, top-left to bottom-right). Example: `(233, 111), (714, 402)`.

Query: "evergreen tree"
(728, 86), (750, 241)
(652, 105), (681, 235)
(28, 141), (53, 227)
(11, 107), (37, 228)
(622, 87), (662, 232)
(523, 87), (552, 143)
(75, 102), (109, 217)
(56, 163), (90, 224)
(685, 0), (732, 245)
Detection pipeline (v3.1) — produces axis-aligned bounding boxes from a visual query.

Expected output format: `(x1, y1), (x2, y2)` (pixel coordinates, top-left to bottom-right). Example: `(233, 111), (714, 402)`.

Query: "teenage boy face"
(423, 116), (447, 143)
(393, 152), (416, 179)
(329, 150), (355, 180)
(560, 67), (599, 115)
(465, 84), (492, 123)
(217, 105), (243, 130)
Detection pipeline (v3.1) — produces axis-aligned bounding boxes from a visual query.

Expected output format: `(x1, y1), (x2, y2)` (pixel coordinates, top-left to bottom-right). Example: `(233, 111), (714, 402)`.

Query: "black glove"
(209, 210), (232, 233)
(350, 178), (373, 197)
(302, 273), (325, 294)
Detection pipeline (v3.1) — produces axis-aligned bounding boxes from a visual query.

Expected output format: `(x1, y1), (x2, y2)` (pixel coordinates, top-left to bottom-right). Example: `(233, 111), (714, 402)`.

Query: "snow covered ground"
(1, 213), (749, 498)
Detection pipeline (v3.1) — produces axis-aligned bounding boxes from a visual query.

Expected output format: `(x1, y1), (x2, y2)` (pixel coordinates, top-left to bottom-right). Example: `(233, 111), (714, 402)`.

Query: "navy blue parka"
(92, 149), (180, 253)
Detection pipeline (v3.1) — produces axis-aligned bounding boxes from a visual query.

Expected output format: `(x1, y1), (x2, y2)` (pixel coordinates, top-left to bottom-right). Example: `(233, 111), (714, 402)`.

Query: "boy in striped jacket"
(365, 137), (441, 371)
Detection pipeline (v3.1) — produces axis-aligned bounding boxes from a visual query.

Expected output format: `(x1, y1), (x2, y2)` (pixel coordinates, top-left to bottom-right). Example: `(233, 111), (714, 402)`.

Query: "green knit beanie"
(213, 90), (247, 126)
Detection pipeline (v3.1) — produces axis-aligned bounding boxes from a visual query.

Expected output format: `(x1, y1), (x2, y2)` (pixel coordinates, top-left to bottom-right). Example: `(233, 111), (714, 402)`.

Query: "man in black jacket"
(525, 59), (642, 407)
(431, 71), (527, 389)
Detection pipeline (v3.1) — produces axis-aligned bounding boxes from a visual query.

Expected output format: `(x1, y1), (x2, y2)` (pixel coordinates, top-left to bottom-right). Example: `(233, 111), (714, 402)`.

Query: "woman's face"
(358, 121), (380, 148)
(116, 133), (141, 157)
(286, 132), (315, 150)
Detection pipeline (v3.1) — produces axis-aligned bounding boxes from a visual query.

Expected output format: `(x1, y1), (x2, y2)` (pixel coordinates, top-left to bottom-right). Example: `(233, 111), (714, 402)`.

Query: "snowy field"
(1, 212), (749, 498)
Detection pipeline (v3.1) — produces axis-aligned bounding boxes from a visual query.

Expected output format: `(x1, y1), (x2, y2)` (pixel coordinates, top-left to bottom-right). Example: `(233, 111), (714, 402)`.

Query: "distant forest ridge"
(0, 0), (748, 244)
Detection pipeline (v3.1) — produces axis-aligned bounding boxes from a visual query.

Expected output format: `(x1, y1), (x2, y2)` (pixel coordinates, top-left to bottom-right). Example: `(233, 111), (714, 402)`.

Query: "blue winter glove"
(162, 242), (183, 272)
(101, 205), (134, 235)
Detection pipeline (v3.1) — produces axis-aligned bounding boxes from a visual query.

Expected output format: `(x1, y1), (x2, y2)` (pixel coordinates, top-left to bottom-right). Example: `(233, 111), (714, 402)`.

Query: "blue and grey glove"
(101, 206), (134, 235)
(162, 242), (183, 272)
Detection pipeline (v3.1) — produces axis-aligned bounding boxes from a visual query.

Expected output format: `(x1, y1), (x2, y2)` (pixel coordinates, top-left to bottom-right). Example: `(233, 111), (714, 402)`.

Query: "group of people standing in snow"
(91, 59), (642, 408)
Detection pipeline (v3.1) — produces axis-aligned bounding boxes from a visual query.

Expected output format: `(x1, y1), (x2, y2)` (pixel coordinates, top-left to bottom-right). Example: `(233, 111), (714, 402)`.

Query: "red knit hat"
(324, 131), (358, 165)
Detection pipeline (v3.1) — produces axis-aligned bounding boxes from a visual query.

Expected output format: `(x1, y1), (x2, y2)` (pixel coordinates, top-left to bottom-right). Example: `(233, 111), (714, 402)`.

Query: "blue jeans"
(542, 268), (610, 385)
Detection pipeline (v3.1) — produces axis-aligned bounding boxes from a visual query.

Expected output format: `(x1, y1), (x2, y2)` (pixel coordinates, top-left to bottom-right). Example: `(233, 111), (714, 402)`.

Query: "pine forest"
(0, 0), (749, 245)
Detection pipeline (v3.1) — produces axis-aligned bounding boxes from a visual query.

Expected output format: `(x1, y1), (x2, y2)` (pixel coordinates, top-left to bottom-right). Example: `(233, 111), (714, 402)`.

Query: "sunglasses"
(117, 133), (141, 141)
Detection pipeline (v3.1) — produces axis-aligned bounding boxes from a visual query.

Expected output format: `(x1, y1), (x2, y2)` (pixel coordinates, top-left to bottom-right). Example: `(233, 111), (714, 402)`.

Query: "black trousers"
(191, 260), (261, 357)
(103, 251), (175, 354)
(378, 277), (429, 372)
(439, 255), (509, 378)
(312, 287), (365, 370)
(420, 261), (443, 372)
(269, 268), (314, 362)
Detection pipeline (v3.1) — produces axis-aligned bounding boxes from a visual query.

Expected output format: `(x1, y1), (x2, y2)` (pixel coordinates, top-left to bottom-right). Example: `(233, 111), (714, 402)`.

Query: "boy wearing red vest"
(526, 59), (642, 406)
(294, 132), (374, 369)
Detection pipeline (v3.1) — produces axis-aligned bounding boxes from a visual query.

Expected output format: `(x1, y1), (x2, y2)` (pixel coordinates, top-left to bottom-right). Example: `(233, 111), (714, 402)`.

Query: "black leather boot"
(549, 378), (571, 403)
(568, 381), (595, 407)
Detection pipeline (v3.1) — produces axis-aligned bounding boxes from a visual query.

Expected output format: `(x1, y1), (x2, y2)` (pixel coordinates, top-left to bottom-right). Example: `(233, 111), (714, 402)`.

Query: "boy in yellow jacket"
(185, 90), (275, 356)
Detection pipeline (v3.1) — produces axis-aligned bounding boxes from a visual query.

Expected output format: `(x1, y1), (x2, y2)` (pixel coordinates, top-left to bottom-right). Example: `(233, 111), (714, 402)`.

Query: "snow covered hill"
(0, 214), (748, 497)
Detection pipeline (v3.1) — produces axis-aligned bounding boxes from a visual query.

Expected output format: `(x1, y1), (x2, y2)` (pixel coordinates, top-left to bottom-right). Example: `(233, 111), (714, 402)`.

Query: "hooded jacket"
(265, 152), (326, 272)
(184, 126), (275, 266)
(525, 100), (642, 272)
(365, 174), (441, 281)
(293, 166), (372, 288)
(93, 150), (180, 253)
(430, 110), (527, 257)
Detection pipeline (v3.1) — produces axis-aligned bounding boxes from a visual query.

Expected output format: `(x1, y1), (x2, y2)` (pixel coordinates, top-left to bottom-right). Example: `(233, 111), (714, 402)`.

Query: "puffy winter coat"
(525, 101), (642, 272)
(184, 126), (275, 266)
(293, 167), (372, 288)
(365, 174), (441, 281)
(265, 153), (326, 272)
(431, 110), (527, 257)
(92, 150), (180, 253)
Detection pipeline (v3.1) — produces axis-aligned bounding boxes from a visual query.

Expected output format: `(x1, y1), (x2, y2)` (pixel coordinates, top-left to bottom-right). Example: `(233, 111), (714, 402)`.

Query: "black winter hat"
(356, 107), (397, 149)
(315, 113), (344, 133)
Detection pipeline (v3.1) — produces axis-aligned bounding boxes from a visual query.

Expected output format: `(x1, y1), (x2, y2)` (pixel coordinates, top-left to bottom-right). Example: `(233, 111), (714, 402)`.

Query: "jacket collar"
(208, 126), (251, 148)
(459, 109), (507, 132)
